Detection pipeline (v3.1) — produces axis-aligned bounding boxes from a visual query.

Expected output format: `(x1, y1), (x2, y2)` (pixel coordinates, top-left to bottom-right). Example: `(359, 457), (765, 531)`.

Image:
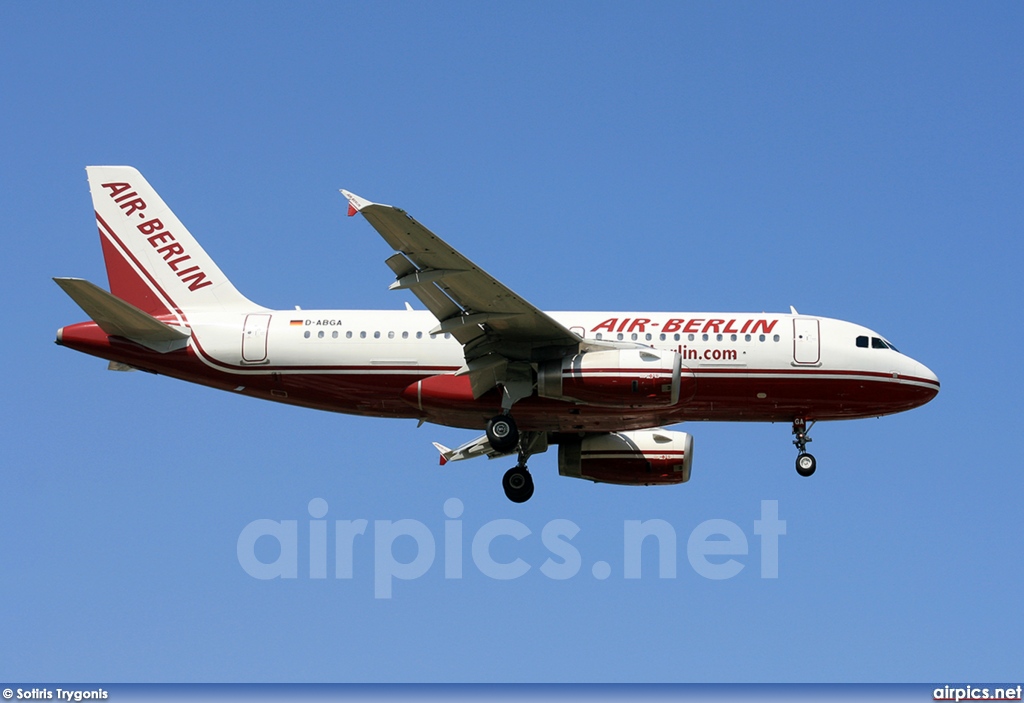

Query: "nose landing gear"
(793, 418), (817, 477)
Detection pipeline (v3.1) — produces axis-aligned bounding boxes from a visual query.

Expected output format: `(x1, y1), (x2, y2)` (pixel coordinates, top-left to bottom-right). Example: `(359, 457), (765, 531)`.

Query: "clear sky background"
(2, 1), (1021, 683)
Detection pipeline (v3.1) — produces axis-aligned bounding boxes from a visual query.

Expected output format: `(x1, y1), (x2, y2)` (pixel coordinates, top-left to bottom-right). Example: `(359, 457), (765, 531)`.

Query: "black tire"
(796, 453), (817, 477)
(486, 414), (519, 452)
(502, 466), (534, 503)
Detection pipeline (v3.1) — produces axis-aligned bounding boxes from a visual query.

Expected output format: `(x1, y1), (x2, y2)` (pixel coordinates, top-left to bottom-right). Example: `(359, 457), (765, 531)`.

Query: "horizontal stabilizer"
(54, 277), (191, 353)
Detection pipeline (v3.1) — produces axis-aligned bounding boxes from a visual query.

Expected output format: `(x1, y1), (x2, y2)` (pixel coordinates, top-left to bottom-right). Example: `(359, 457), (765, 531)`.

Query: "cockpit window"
(870, 337), (900, 351)
(858, 335), (900, 352)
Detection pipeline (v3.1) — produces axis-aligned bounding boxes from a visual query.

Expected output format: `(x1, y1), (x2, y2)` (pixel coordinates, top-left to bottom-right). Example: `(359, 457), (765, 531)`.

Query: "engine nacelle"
(558, 429), (694, 486)
(537, 348), (682, 408)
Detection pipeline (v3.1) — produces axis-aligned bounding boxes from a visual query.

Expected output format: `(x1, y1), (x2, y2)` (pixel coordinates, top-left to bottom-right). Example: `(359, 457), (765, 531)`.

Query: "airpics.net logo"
(237, 499), (787, 598)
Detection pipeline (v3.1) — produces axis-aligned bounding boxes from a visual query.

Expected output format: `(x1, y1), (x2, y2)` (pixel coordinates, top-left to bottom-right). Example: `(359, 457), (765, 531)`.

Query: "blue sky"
(2, 1), (1022, 683)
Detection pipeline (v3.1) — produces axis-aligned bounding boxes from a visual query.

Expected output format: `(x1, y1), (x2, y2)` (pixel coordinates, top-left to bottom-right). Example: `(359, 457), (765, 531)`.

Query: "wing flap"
(455, 353), (510, 399)
(384, 253), (417, 278)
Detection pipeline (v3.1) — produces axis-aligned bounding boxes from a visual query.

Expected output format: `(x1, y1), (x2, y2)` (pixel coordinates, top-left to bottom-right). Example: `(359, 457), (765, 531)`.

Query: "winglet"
(340, 190), (374, 217)
(432, 442), (451, 466)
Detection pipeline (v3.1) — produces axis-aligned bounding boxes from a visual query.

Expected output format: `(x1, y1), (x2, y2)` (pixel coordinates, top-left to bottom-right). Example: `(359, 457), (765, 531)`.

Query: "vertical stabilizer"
(86, 166), (257, 315)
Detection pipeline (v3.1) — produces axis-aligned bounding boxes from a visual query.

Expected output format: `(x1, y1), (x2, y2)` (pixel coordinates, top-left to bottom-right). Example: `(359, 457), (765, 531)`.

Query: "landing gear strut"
(792, 418), (817, 477)
(487, 377), (536, 500)
(487, 412), (531, 502)
(500, 431), (546, 503)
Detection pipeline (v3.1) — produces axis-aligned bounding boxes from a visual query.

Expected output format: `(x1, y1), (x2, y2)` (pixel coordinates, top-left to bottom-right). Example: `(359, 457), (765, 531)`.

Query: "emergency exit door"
(793, 318), (820, 365)
(242, 313), (272, 363)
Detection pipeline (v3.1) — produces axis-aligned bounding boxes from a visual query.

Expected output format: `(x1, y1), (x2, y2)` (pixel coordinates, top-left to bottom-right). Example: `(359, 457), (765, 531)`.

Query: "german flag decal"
(290, 320), (304, 327)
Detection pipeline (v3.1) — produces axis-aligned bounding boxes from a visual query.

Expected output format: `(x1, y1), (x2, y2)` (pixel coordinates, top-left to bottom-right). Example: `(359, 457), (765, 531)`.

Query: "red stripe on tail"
(98, 226), (172, 317)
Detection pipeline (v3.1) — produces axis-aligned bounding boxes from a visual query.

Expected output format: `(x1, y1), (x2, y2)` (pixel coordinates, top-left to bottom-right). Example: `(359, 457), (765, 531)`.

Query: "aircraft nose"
(915, 360), (939, 387)
(904, 357), (940, 396)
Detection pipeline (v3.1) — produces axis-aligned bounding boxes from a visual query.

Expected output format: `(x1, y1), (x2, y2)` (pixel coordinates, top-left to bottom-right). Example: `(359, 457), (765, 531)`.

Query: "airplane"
(54, 166), (940, 502)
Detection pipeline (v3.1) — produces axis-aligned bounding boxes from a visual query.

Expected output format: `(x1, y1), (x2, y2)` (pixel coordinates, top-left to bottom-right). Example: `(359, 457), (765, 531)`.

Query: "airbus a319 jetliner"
(55, 167), (939, 502)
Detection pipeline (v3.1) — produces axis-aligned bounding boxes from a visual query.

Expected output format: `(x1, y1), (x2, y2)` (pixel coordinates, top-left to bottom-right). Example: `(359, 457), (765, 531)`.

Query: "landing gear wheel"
(486, 414), (519, 452)
(796, 453), (817, 477)
(502, 466), (534, 503)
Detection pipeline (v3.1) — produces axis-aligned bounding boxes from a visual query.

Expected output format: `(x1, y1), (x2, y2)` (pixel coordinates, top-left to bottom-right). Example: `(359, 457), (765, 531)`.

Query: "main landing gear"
(502, 463), (534, 503)
(487, 412), (541, 503)
(486, 413), (519, 453)
(792, 418), (817, 477)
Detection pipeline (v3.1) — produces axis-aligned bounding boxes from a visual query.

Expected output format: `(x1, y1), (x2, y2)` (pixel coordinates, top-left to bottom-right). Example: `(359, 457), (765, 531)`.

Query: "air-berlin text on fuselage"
(100, 182), (213, 291)
(590, 317), (779, 335)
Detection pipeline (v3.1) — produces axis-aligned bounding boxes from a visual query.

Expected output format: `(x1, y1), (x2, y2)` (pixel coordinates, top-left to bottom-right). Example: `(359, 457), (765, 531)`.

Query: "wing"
(342, 190), (582, 398)
(432, 436), (511, 465)
(434, 431), (548, 465)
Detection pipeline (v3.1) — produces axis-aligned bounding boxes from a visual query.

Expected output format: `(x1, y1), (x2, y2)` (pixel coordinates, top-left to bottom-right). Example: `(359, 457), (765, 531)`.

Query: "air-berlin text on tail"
(591, 317), (779, 335)
(100, 182), (213, 291)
